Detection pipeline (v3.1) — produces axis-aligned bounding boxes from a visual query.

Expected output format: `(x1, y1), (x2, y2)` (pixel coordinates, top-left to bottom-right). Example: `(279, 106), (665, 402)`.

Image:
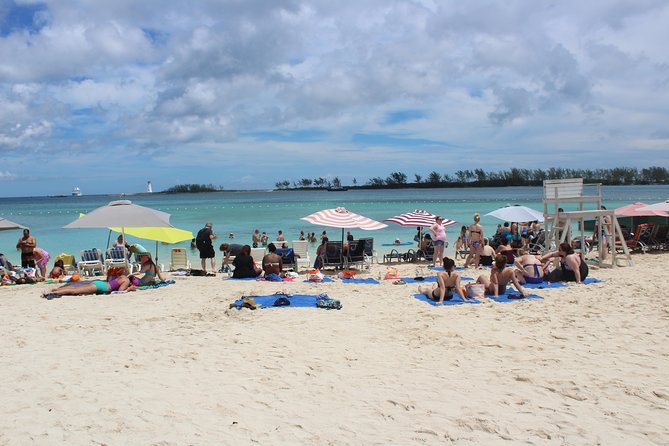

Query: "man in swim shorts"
(196, 223), (217, 273)
(16, 229), (37, 268)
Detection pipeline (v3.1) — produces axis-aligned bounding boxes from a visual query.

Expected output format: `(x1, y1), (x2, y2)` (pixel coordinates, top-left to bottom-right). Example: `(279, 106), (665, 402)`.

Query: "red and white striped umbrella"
(385, 209), (457, 228)
(301, 207), (387, 230)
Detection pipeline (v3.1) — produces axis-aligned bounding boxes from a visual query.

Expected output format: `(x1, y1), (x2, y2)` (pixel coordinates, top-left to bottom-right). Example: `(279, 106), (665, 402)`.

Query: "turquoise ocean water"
(1, 185), (667, 266)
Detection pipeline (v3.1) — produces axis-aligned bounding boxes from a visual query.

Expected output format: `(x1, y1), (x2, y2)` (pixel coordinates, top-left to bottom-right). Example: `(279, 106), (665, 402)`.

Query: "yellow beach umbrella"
(109, 226), (194, 262)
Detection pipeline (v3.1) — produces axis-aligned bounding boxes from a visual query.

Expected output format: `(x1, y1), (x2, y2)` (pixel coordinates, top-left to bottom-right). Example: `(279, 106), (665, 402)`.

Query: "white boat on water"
(72, 187), (81, 196)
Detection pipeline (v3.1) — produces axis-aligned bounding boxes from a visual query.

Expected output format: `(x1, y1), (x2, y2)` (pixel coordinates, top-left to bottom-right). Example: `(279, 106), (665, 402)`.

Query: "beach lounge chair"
(78, 248), (104, 276)
(250, 247), (266, 264)
(53, 252), (77, 274)
(346, 239), (371, 270)
(105, 246), (132, 274)
(383, 249), (403, 263)
(291, 240), (310, 271)
(417, 240), (434, 262)
(616, 223), (654, 253)
(360, 237), (377, 264)
(275, 247), (296, 271)
(319, 241), (343, 269)
(169, 248), (191, 271)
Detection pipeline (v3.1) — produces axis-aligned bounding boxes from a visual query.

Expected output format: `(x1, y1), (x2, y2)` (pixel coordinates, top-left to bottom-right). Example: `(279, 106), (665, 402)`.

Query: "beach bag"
(308, 269), (324, 282)
(466, 283), (485, 299)
(384, 267), (400, 280)
(316, 298), (342, 310)
(337, 270), (357, 279)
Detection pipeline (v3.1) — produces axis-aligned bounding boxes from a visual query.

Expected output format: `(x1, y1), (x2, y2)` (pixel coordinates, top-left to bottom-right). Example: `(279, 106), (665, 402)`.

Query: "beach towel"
(522, 281), (567, 289)
(583, 277), (603, 284)
(488, 293), (542, 303)
(412, 293), (481, 306)
(137, 280), (175, 290)
(341, 277), (380, 284)
(231, 294), (331, 309)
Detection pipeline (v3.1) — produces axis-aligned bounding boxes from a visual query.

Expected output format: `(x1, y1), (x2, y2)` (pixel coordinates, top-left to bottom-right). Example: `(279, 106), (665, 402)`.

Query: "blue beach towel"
(232, 294), (324, 309)
(401, 276), (438, 284)
(583, 277), (603, 284)
(488, 293), (543, 303)
(341, 277), (380, 284)
(522, 281), (567, 289)
(412, 293), (481, 306)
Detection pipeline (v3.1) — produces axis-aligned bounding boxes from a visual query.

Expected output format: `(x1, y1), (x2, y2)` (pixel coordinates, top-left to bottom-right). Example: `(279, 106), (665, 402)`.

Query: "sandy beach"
(1, 255), (668, 445)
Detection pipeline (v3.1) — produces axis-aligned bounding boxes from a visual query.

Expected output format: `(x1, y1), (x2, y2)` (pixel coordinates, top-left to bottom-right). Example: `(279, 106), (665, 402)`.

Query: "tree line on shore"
(274, 166), (669, 190)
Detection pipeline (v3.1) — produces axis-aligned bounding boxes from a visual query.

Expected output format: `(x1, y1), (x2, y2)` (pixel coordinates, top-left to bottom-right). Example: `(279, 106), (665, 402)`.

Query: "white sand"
(1, 255), (668, 445)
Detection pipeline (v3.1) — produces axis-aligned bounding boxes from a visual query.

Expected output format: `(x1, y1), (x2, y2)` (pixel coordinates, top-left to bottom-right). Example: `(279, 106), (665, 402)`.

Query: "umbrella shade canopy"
(385, 209), (457, 228)
(0, 217), (26, 231)
(637, 200), (669, 213)
(486, 205), (544, 223)
(301, 207), (387, 230)
(615, 202), (669, 217)
(109, 226), (194, 244)
(64, 200), (172, 229)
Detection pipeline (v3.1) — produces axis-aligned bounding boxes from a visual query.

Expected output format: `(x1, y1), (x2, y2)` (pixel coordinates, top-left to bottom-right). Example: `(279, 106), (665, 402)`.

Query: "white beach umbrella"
(64, 200), (172, 229)
(637, 199), (669, 213)
(0, 217), (26, 231)
(486, 205), (545, 223)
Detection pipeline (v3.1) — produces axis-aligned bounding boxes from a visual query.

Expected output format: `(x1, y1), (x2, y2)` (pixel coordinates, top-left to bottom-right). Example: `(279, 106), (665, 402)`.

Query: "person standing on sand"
(196, 223), (217, 273)
(429, 216), (447, 267)
(464, 213), (485, 268)
(16, 228), (37, 268)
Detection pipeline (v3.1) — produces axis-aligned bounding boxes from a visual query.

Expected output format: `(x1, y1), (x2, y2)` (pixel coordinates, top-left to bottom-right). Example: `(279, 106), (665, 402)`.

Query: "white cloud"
(0, 0), (667, 195)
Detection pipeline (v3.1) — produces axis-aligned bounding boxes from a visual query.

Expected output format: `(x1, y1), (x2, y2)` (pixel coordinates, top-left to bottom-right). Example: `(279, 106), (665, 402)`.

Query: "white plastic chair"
(291, 240), (310, 271)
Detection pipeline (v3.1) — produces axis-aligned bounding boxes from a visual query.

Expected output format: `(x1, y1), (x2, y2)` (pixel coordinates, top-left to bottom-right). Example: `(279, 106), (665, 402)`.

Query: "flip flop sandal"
(392, 280), (406, 285)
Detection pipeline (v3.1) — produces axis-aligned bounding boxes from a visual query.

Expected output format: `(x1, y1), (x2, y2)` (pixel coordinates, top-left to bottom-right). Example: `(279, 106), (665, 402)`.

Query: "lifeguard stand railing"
(543, 178), (631, 267)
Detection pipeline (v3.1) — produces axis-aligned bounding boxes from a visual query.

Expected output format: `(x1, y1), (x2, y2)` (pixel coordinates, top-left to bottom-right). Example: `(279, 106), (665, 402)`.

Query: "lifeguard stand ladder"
(543, 178), (632, 267)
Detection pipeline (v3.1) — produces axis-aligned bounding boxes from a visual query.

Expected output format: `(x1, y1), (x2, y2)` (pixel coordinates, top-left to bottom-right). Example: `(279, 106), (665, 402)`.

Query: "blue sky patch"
(247, 129), (328, 142)
(0, 1), (48, 37)
(383, 109), (427, 125)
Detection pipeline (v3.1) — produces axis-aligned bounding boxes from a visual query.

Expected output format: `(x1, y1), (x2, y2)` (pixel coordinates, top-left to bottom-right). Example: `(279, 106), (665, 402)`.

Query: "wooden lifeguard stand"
(543, 178), (632, 267)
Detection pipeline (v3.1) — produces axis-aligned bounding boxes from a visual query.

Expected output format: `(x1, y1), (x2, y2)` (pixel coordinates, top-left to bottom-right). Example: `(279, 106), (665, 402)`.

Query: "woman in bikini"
(42, 271), (135, 299)
(133, 253), (165, 286)
(464, 213), (484, 268)
(262, 243), (284, 277)
(495, 236), (515, 265)
(540, 242), (588, 283)
(418, 257), (468, 304)
(513, 249), (544, 284)
(476, 254), (526, 297)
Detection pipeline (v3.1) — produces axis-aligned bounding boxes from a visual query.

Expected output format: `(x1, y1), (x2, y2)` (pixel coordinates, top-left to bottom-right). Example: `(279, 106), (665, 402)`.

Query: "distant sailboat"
(147, 181), (153, 193)
(72, 187), (82, 196)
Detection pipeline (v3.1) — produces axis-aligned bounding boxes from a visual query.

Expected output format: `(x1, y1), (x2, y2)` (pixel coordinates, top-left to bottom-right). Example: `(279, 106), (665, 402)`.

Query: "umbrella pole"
(155, 240), (159, 263)
(106, 230), (112, 251)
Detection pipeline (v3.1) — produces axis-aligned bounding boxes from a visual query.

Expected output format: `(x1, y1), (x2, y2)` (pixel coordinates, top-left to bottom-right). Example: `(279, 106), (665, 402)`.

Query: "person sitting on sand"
(42, 270), (135, 299)
(475, 254), (526, 297)
(262, 243), (284, 277)
(540, 242), (588, 283)
(232, 245), (262, 278)
(132, 253), (165, 286)
(495, 236), (515, 264)
(48, 259), (67, 279)
(513, 249), (544, 284)
(219, 243), (243, 269)
(418, 257), (469, 305)
(479, 238), (495, 266)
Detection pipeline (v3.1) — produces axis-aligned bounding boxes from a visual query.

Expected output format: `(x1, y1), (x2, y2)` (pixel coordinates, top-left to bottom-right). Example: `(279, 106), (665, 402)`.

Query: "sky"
(0, 0), (668, 197)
